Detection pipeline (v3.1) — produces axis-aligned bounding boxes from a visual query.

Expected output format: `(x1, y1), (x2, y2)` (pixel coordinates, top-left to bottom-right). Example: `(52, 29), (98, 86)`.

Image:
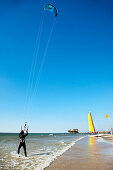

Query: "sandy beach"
(45, 136), (113, 170)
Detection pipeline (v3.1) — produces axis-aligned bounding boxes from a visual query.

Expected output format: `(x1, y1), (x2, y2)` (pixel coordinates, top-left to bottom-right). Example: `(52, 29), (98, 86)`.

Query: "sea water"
(0, 133), (86, 170)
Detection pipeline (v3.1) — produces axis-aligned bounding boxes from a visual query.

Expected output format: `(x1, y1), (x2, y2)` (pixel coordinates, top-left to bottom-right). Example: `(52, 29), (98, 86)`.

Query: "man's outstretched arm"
(24, 129), (28, 137)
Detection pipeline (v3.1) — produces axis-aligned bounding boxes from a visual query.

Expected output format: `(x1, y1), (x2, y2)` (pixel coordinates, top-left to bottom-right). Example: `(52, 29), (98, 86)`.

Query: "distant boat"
(88, 112), (95, 134)
(68, 129), (78, 134)
(49, 134), (54, 136)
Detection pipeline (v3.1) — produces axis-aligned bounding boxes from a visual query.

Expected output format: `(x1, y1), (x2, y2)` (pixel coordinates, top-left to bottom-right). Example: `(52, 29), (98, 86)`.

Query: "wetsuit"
(18, 132), (28, 157)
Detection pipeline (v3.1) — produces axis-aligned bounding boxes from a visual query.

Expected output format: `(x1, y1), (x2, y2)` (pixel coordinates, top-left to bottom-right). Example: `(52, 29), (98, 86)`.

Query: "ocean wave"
(0, 134), (86, 170)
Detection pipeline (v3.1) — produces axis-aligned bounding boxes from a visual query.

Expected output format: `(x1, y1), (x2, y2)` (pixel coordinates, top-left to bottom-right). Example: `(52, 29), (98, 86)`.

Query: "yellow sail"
(88, 112), (95, 133)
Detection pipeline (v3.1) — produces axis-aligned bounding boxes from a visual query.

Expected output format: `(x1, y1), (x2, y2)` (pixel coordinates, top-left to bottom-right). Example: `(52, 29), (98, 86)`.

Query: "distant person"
(17, 128), (28, 157)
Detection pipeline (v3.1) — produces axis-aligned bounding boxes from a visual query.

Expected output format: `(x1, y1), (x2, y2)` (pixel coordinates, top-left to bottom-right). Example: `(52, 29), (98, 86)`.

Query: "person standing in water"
(17, 128), (28, 157)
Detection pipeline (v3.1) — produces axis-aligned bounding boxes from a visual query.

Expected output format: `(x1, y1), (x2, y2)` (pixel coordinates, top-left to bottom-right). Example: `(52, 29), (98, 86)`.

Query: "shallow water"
(0, 133), (86, 170)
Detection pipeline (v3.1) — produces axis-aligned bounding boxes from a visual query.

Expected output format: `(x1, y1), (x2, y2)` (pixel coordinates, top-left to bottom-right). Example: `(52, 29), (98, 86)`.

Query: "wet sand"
(45, 136), (113, 170)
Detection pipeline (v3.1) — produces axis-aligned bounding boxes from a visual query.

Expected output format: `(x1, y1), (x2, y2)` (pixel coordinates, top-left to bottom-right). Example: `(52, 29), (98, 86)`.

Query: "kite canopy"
(44, 4), (58, 16)
(105, 114), (109, 118)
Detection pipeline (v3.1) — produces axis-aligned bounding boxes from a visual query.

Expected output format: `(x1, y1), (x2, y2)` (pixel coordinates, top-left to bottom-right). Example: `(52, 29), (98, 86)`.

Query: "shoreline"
(102, 135), (113, 143)
(41, 135), (87, 170)
(45, 136), (113, 170)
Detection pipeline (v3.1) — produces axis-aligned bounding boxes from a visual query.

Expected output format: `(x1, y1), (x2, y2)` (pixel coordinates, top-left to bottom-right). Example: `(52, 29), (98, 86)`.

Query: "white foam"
(1, 135), (86, 170)
(96, 137), (113, 145)
(35, 136), (87, 170)
(96, 138), (104, 142)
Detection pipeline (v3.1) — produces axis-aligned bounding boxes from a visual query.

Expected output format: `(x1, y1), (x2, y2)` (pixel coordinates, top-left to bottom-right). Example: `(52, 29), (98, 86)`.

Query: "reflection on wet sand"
(88, 136), (100, 167)
(89, 136), (96, 145)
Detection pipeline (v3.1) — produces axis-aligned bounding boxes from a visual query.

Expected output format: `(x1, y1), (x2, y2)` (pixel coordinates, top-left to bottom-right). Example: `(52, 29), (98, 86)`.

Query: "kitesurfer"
(17, 129), (28, 157)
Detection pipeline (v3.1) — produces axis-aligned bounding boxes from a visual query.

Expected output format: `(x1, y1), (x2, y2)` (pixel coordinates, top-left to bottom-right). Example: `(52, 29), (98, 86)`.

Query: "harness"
(19, 134), (25, 143)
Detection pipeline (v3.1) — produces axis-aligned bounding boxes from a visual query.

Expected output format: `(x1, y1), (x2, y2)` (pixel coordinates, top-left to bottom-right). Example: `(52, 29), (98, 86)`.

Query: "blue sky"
(0, 0), (113, 133)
